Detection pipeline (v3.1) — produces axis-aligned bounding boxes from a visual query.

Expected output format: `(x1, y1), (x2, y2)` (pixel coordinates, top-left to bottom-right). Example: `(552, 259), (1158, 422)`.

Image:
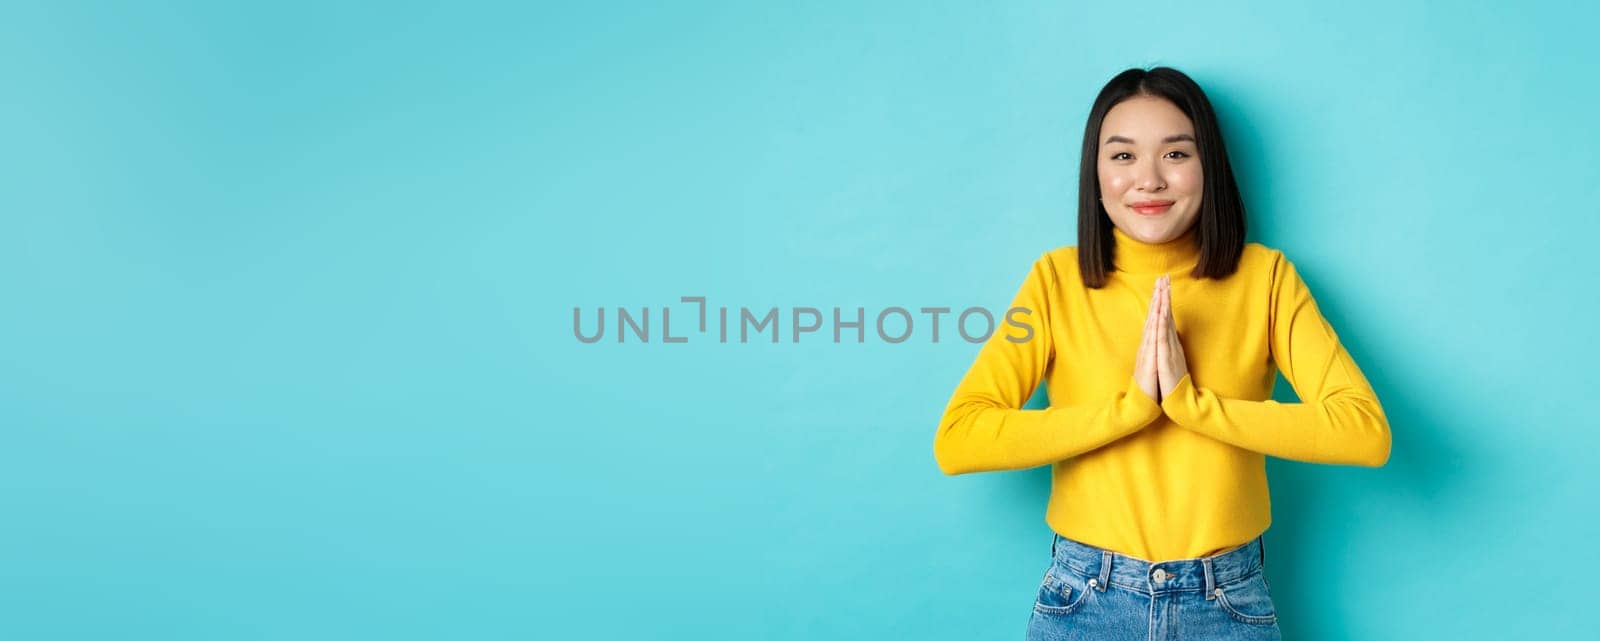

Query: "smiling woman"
(1076, 68), (1249, 289)
(933, 67), (1392, 641)
(1099, 98), (1203, 236)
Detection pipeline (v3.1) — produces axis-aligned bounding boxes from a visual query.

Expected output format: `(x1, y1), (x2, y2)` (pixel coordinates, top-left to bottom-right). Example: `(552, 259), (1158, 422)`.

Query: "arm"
(1159, 251), (1392, 466)
(934, 253), (1164, 475)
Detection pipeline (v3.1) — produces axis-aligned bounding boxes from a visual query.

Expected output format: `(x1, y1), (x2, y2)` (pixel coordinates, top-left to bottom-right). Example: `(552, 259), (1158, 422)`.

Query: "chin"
(1124, 219), (1173, 240)
(1127, 215), (1192, 241)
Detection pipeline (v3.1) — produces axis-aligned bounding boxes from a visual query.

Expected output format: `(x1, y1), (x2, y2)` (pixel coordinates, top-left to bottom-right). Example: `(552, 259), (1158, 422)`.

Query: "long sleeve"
(1159, 251), (1392, 466)
(934, 253), (1164, 475)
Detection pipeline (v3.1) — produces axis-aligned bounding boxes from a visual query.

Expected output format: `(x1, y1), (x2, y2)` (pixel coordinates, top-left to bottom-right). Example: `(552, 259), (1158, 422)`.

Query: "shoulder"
(1239, 242), (1319, 309)
(1237, 241), (1299, 283)
(1239, 241), (1284, 270)
(1039, 245), (1081, 287)
(1042, 244), (1079, 267)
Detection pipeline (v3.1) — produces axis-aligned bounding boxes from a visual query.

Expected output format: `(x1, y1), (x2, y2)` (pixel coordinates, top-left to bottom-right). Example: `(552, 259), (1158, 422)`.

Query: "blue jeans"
(1026, 532), (1283, 640)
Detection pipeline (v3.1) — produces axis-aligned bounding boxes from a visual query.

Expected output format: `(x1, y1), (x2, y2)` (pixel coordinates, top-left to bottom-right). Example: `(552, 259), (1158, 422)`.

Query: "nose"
(1135, 159), (1165, 192)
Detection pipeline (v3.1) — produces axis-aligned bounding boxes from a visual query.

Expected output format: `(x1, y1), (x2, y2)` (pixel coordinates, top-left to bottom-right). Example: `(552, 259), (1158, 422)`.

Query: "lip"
(1130, 200), (1174, 215)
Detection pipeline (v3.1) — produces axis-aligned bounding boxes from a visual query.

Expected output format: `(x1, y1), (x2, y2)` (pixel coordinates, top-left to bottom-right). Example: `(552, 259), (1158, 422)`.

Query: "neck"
(1110, 224), (1201, 276)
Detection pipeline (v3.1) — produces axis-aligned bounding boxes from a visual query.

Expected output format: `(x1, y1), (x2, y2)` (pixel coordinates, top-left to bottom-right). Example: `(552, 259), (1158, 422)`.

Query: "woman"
(933, 67), (1392, 639)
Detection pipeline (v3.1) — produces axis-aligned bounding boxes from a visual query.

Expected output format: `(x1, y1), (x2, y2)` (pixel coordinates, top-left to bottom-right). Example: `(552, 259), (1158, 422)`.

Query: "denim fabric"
(1026, 533), (1282, 640)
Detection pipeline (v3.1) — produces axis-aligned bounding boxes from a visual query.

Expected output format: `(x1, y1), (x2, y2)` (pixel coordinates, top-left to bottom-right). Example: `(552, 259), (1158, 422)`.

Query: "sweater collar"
(1110, 224), (1201, 276)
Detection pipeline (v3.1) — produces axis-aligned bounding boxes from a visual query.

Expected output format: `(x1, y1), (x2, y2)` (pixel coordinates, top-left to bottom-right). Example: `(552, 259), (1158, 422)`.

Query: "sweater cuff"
(1159, 372), (1197, 421)
(1122, 375), (1163, 427)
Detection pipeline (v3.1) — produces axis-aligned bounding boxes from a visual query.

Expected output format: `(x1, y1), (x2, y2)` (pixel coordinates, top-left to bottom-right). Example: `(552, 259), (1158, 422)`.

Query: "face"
(1096, 95), (1203, 244)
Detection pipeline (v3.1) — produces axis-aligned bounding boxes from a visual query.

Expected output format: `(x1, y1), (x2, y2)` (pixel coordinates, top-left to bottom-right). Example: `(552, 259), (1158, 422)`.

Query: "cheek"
(1099, 165), (1133, 195)
(1168, 165), (1204, 195)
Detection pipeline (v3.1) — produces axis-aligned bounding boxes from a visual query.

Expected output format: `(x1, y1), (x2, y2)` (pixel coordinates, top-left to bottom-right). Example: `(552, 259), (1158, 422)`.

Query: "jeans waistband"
(1049, 533), (1267, 596)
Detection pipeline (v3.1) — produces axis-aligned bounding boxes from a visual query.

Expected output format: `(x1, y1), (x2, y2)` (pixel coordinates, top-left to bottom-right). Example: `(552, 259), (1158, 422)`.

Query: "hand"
(1134, 278), (1162, 403)
(1155, 275), (1191, 399)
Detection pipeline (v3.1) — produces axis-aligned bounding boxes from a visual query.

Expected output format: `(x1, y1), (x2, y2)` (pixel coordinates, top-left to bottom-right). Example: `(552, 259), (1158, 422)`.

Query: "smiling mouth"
(1131, 202), (1174, 215)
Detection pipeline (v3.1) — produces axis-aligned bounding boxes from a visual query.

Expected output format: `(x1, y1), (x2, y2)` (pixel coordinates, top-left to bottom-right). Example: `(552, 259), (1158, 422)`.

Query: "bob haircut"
(1076, 67), (1247, 288)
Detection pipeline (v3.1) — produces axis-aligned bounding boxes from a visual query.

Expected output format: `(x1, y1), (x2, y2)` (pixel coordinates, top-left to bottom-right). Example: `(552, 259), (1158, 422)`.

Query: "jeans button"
(1152, 569), (1167, 582)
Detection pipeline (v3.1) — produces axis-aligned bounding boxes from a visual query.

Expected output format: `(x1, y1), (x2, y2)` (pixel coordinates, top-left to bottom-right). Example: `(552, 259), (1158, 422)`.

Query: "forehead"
(1101, 96), (1194, 142)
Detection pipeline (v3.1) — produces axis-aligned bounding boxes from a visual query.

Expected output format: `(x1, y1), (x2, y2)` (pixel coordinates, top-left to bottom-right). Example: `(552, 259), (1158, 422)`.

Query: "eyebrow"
(1103, 134), (1196, 145)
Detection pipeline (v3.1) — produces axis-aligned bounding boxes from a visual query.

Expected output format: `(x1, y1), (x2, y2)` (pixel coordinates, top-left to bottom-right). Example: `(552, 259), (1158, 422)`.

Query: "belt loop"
(1097, 551), (1112, 591)
(1202, 557), (1216, 600)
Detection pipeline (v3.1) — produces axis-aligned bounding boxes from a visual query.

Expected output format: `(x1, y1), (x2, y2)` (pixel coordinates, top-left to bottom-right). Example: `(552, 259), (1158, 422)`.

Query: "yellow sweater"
(934, 225), (1391, 562)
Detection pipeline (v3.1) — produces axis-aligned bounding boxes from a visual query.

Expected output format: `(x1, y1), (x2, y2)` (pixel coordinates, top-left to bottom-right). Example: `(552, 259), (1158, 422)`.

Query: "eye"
(1165, 150), (1191, 160)
(1110, 152), (1132, 161)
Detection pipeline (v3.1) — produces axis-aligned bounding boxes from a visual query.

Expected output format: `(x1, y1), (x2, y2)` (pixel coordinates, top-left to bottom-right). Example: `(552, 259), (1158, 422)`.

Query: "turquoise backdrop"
(3, 1), (1594, 639)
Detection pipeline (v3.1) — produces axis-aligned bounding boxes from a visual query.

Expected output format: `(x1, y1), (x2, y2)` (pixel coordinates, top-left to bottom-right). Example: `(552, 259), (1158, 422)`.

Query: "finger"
(1145, 308), (1158, 367)
(1146, 281), (1163, 360)
(1167, 294), (1182, 357)
(1165, 276), (1174, 324)
(1167, 278), (1177, 334)
(1156, 284), (1168, 352)
(1145, 281), (1159, 332)
(1142, 284), (1158, 357)
(1160, 277), (1170, 331)
(1169, 293), (1178, 339)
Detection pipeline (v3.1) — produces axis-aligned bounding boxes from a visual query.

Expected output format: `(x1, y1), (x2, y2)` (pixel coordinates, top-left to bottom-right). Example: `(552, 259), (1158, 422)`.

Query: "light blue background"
(2, 1), (1593, 639)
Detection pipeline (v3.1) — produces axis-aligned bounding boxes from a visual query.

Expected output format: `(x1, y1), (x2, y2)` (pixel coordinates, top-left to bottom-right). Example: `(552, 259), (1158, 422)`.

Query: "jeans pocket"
(1033, 565), (1092, 617)
(1212, 570), (1277, 626)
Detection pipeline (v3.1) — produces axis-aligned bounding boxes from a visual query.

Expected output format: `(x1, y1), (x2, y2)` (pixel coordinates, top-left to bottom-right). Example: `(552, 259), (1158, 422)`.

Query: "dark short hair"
(1076, 67), (1247, 288)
